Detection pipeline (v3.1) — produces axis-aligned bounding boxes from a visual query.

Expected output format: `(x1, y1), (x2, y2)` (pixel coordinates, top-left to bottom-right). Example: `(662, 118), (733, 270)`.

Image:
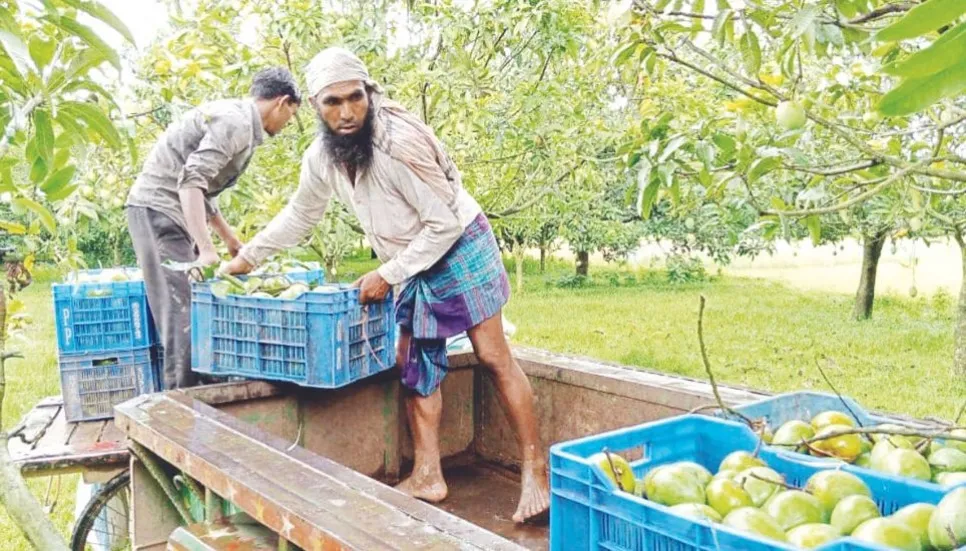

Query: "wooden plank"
(167, 523), (279, 551)
(116, 393), (524, 551)
(66, 419), (107, 447)
(131, 455), (181, 551)
(99, 420), (126, 444)
(7, 399), (61, 459)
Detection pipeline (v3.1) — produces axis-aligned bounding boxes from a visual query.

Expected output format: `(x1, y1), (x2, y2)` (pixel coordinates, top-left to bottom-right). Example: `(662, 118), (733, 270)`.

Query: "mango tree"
(0, 1), (132, 547)
(608, 0), (966, 375)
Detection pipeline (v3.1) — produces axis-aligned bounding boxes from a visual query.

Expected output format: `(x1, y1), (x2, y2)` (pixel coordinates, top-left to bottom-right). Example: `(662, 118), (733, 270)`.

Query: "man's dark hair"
(250, 67), (302, 105)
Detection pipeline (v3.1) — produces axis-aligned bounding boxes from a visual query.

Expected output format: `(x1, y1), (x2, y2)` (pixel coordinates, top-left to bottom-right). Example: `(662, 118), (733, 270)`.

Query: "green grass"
(1, 282), (78, 549)
(501, 259), (964, 421)
(0, 256), (961, 548)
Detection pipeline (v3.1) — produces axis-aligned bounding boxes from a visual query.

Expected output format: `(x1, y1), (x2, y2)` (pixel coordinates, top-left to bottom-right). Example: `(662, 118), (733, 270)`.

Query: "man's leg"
(466, 312), (549, 522)
(127, 207), (196, 390)
(394, 328), (448, 502)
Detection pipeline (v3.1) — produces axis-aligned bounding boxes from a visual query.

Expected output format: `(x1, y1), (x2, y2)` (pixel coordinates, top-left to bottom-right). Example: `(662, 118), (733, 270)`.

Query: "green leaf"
(0, 29), (35, 78)
(58, 101), (122, 148)
(835, 0), (858, 19)
(883, 21), (966, 79)
(41, 165), (76, 195)
(33, 109), (55, 164)
(741, 31), (762, 74)
(788, 5), (820, 39)
(877, 0), (966, 42)
(749, 156), (781, 183)
(0, 221), (26, 235)
(48, 48), (107, 92)
(659, 136), (686, 162)
(60, 0), (136, 45)
(712, 9), (733, 47)
(29, 156), (48, 184)
(878, 59), (966, 116)
(43, 14), (120, 70)
(46, 183), (77, 202)
(805, 215), (822, 245)
(611, 42), (638, 67)
(13, 197), (56, 233)
(28, 35), (56, 70)
(639, 177), (660, 218)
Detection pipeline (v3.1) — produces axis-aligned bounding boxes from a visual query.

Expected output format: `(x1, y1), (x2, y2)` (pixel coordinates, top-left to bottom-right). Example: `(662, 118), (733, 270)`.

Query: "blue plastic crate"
(191, 283), (395, 388)
(720, 391), (965, 493)
(53, 269), (156, 355)
(59, 347), (160, 422)
(550, 415), (960, 551)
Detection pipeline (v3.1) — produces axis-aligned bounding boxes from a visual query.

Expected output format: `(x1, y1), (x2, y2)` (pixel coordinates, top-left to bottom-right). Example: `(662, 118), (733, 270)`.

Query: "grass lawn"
(0, 256), (962, 548)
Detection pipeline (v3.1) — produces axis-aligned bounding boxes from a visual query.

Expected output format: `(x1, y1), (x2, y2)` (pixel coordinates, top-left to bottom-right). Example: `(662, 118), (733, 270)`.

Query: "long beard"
(320, 107), (375, 170)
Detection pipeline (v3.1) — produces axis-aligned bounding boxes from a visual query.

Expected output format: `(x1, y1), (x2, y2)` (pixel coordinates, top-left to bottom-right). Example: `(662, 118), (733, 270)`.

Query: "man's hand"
(226, 236), (244, 258)
(197, 247), (220, 267)
(353, 270), (391, 304)
(221, 255), (254, 276)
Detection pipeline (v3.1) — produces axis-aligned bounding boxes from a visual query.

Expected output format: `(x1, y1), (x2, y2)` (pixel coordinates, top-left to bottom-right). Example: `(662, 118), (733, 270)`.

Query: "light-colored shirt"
(240, 136), (482, 285)
(127, 99), (264, 230)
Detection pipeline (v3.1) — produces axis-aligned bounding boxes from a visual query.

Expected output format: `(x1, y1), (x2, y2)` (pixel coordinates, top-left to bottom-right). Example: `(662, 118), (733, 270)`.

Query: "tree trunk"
(852, 229), (888, 320)
(0, 291), (69, 550)
(576, 250), (589, 277)
(514, 245), (525, 294)
(954, 230), (966, 377)
(539, 246), (546, 273)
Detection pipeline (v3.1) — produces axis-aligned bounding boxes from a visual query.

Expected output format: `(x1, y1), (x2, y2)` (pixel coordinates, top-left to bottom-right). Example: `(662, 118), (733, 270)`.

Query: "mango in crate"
(706, 477), (753, 517)
(772, 420), (815, 453)
(852, 518), (922, 551)
(810, 424), (863, 462)
(810, 411), (856, 431)
(762, 490), (823, 531)
(589, 451), (635, 493)
(718, 450), (765, 473)
(928, 487), (966, 550)
(735, 466), (785, 507)
(668, 503), (721, 523)
(804, 470), (871, 520)
(644, 463), (706, 507)
(786, 523), (841, 549)
(277, 283), (309, 300)
(830, 495), (880, 535)
(881, 448), (932, 482)
(935, 471), (966, 488)
(928, 447), (966, 475)
(723, 507), (787, 542)
(892, 503), (935, 549)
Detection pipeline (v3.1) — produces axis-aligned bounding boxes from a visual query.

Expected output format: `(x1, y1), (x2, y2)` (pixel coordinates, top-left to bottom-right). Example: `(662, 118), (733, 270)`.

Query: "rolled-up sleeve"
(178, 112), (246, 193)
(376, 160), (463, 285)
(239, 143), (332, 266)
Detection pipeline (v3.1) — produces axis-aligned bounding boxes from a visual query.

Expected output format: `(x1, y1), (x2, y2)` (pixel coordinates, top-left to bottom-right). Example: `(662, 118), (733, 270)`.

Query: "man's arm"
(228, 143), (333, 273)
(209, 211), (243, 258)
(356, 160), (463, 303)
(178, 114), (247, 265)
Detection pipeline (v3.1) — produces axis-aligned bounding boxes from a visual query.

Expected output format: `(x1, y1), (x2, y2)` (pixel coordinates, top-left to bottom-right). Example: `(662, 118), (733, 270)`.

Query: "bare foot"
(512, 461), (550, 523)
(395, 464), (448, 503)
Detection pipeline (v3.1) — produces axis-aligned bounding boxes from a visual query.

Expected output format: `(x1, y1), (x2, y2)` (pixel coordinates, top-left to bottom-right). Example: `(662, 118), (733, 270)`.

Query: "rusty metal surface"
(9, 396), (129, 476)
(435, 463), (547, 551)
(180, 381), (287, 406)
(400, 369), (475, 464)
(167, 522), (279, 551)
(116, 392), (526, 551)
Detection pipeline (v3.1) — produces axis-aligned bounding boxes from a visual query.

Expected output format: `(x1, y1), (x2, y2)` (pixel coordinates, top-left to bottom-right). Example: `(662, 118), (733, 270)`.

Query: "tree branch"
(697, 295), (757, 427)
(784, 159), (881, 176)
(488, 161), (582, 218)
(0, 95), (44, 160)
(655, 50), (777, 107)
(761, 164), (919, 217)
(912, 184), (966, 196)
(848, 3), (915, 25)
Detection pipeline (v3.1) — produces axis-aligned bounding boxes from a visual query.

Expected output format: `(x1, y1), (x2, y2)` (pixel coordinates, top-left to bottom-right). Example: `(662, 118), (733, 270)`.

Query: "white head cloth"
(304, 47), (462, 212)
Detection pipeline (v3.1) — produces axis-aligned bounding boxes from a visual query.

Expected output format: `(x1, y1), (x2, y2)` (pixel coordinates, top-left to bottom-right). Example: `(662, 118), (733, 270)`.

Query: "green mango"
(852, 518), (922, 551)
(762, 490), (824, 531)
(723, 507), (787, 542)
(589, 452), (635, 493)
(772, 420), (815, 453)
(830, 495), (880, 535)
(669, 503), (722, 523)
(735, 466), (784, 507)
(928, 487), (966, 550)
(804, 470), (871, 521)
(786, 523), (841, 549)
(892, 503), (936, 550)
(718, 451), (765, 473)
(644, 464), (706, 506)
(881, 449), (932, 482)
(935, 472), (966, 488)
(705, 477), (753, 518)
(929, 447), (966, 474)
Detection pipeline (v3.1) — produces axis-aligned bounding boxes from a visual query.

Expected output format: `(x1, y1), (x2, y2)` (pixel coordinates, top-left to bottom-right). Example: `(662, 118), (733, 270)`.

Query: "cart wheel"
(70, 470), (131, 551)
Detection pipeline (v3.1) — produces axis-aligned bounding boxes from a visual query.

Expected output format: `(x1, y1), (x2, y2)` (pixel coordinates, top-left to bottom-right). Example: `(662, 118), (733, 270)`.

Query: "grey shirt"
(127, 99), (264, 231)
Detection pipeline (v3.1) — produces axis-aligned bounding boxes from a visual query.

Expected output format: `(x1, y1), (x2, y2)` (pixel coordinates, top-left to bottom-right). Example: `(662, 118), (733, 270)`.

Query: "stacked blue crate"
(53, 268), (160, 422)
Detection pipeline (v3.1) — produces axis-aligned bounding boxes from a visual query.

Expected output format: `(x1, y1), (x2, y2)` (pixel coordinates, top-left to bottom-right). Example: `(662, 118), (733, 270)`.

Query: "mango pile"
(209, 274), (338, 301)
(765, 410), (966, 488)
(592, 450), (966, 550)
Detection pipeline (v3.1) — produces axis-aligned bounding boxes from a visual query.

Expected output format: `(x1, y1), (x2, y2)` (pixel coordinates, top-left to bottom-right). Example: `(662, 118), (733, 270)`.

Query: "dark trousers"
(126, 206), (197, 390)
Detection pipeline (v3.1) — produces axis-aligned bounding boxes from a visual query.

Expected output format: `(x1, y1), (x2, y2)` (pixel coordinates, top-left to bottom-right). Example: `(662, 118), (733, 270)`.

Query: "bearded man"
(223, 47), (549, 522)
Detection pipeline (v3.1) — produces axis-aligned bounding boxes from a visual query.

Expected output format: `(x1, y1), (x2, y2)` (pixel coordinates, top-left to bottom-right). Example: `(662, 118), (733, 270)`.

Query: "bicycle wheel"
(71, 470), (131, 551)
